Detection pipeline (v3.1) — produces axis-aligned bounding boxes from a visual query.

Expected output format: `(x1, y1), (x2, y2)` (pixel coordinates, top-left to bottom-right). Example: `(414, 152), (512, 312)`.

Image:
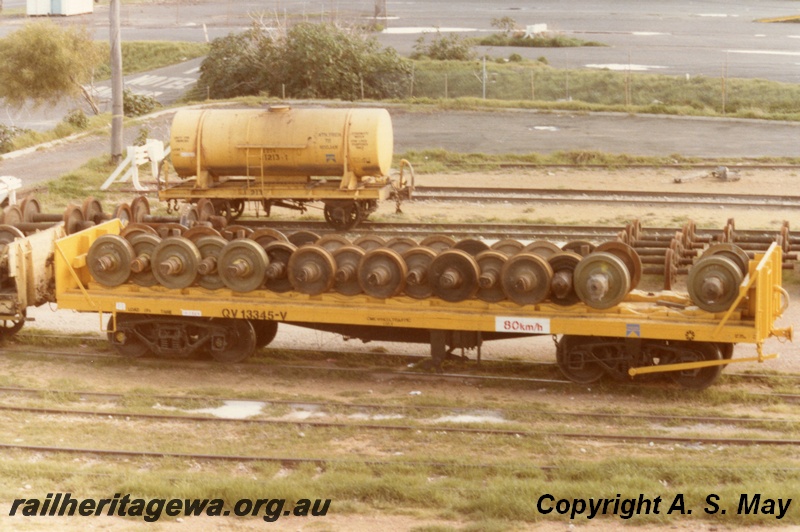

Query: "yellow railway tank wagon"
(53, 221), (792, 390)
(161, 106), (413, 230)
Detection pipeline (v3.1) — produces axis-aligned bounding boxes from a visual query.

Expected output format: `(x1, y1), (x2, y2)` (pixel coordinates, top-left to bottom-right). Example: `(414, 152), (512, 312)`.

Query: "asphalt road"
(1, 1), (799, 164)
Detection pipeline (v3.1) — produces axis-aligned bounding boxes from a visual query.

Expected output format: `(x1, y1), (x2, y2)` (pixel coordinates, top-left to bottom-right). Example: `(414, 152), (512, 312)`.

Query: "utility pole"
(110, 0), (123, 163)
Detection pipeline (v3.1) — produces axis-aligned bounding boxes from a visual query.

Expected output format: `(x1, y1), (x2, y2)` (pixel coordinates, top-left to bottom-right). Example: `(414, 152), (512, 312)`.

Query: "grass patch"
(95, 41), (209, 78)
(475, 33), (606, 48)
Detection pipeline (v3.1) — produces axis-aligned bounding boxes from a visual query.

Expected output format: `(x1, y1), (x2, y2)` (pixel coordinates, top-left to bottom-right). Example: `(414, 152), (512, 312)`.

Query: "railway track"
(412, 186), (800, 210)
(3, 345), (799, 402)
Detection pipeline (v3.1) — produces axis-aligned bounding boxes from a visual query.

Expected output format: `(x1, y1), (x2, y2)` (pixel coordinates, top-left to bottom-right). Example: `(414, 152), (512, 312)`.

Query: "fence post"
(445, 73), (448, 99)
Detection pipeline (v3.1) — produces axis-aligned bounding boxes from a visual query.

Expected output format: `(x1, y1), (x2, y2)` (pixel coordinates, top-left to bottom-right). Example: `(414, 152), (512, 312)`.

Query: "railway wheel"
(317, 234), (351, 253)
(263, 241), (297, 293)
(500, 252), (553, 305)
(63, 204), (86, 235)
(251, 320), (278, 349)
(332, 245), (365, 296)
(112, 203), (132, 224)
(419, 235), (455, 253)
(182, 226), (223, 243)
(700, 243), (749, 276)
(288, 230), (321, 247)
(386, 237), (418, 254)
(128, 233), (160, 287)
(87, 234), (134, 287)
(668, 342), (723, 390)
(217, 239), (268, 292)
(249, 228), (288, 248)
(209, 318), (256, 363)
(107, 315), (150, 358)
(561, 240), (595, 257)
(324, 200), (361, 231)
(686, 256), (743, 312)
(195, 198), (216, 222)
(522, 240), (561, 259)
(573, 252), (631, 309)
(475, 250), (507, 303)
(0, 224), (24, 246)
(548, 251), (582, 306)
(429, 249), (480, 302)
(0, 310), (26, 338)
(287, 245), (336, 295)
(2, 206), (22, 225)
(358, 248), (407, 299)
(556, 335), (606, 384)
(82, 197), (104, 224)
(195, 235), (228, 290)
(595, 241), (643, 290)
(121, 223), (159, 239)
(454, 238), (490, 256)
(490, 238), (523, 256)
(353, 235), (385, 251)
(152, 236), (201, 289)
(20, 197), (41, 223)
(130, 196), (150, 223)
(402, 246), (436, 299)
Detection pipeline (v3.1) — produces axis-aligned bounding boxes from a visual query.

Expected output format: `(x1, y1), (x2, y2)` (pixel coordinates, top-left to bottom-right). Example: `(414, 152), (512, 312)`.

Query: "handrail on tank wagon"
(628, 242), (792, 378)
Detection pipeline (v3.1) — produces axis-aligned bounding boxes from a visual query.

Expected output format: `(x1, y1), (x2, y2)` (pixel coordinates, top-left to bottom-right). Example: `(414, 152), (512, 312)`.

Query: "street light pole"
(110, 0), (123, 163)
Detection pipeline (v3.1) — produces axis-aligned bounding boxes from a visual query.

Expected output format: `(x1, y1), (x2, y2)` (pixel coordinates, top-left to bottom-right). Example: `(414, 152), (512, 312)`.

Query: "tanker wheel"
(152, 236), (202, 289)
(357, 247), (407, 299)
(429, 249), (480, 302)
(475, 250), (507, 303)
(128, 233), (160, 288)
(252, 320), (278, 349)
(217, 239), (268, 293)
(668, 342), (723, 390)
(287, 245), (336, 295)
(0, 310), (26, 338)
(556, 335), (606, 384)
(209, 318), (256, 363)
(332, 245), (365, 296)
(323, 201), (361, 231)
(263, 241), (297, 293)
(500, 252), (553, 305)
(87, 234), (134, 287)
(229, 200), (245, 220)
(107, 315), (150, 358)
(402, 246), (437, 299)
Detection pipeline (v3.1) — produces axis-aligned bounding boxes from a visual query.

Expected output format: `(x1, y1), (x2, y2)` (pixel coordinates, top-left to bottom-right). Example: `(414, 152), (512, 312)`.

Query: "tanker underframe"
(51, 221), (792, 390)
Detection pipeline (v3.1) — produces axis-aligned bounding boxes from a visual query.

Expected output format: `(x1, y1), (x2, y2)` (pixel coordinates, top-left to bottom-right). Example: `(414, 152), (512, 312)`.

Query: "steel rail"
(2, 405), (796, 447)
(413, 186), (800, 210)
(0, 388), (794, 428)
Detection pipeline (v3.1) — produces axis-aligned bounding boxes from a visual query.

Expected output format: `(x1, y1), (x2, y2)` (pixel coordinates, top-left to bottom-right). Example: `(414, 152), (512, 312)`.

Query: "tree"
(0, 21), (104, 113)
(196, 22), (410, 101)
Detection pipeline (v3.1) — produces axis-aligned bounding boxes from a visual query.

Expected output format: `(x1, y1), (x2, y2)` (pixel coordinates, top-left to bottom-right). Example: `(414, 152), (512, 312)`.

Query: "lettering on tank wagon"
(495, 317), (551, 334)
